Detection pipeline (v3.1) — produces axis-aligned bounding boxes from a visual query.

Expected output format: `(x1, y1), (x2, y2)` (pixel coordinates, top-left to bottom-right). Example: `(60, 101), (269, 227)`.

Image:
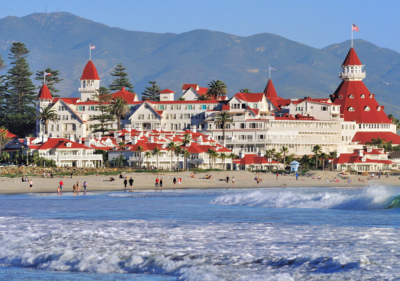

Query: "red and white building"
(33, 45), (399, 163)
(233, 153), (284, 171)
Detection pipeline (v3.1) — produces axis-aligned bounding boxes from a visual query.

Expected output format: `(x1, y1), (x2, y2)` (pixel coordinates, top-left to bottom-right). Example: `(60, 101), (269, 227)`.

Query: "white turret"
(78, 61), (101, 101)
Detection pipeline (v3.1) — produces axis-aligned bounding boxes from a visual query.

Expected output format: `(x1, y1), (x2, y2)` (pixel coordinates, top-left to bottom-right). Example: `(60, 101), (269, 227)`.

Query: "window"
(349, 94), (354, 98)
(187, 105), (193, 110)
(321, 106), (328, 111)
(202, 105), (207, 110)
(348, 107), (355, 112)
(57, 125), (59, 131)
(361, 94), (365, 98)
(365, 106), (370, 111)
(159, 105), (164, 110)
(90, 106), (95, 111)
(240, 123), (245, 129)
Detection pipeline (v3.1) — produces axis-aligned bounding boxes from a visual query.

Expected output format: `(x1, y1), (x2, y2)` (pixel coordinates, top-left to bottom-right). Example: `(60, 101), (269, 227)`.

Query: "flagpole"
(351, 21), (353, 48)
(269, 65), (271, 80)
(43, 70), (45, 85)
(89, 43), (91, 60)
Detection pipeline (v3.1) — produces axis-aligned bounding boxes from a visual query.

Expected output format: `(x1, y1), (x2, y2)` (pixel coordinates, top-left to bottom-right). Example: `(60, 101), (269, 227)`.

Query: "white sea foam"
(211, 185), (399, 210)
(1, 216), (400, 280)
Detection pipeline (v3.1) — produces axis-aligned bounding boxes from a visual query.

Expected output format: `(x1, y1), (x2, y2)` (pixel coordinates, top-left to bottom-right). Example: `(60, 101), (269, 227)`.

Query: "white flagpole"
(269, 65), (271, 80)
(43, 70), (45, 85)
(351, 21), (353, 48)
(89, 43), (91, 60)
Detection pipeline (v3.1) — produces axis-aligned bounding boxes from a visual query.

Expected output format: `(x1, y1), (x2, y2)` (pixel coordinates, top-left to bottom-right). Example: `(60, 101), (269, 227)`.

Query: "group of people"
(155, 177), (163, 191)
(42, 172), (53, 178)
(123, 177), (135, 191)
(57, 180), (87, 196)
(225, 176), (235, 185)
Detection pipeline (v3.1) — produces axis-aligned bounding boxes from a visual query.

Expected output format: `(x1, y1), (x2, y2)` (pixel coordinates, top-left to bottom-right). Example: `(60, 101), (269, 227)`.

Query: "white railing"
(43, 155), (102, 160)
(339, 72), (366, 80)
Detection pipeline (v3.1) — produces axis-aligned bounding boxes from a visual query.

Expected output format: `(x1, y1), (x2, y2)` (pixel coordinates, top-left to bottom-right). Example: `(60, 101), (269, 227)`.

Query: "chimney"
(149, 136), (154, 143)
(367, 146), (372, 153)
(24, 137), (30, 146)
(84, 137), (91, 147)
(113, 131), (118, 138)
(78, 138), (82, 144)
(125, 124), (132, 131)
(95, 132), (101, 140)
(42, 134), (48, 143)
(239, 150), (245, 159)
(198, 136), (203, 145)
(258, 148), (264, 157)
(190, 125), (197, 133)
(125, 132), (131, 140)
(132, 136), (138, 145)
(358, 149), (364, 157)
(69, 135), (74, 142)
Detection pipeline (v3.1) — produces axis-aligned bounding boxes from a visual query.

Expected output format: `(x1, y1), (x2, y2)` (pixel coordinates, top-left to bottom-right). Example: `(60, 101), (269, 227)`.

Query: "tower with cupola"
(36, 84), (54, 137)
(79, 60), (101, 101)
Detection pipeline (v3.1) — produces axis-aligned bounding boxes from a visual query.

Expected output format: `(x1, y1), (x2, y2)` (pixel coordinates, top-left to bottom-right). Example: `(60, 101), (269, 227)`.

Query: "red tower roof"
(342, 48), (362, 66)
(264, 79), (279, 98)
(80, 61), (100, 80)
(159, 89), (175, 94)
(37, 84), (53, 100)
(332, 80), (391, 124)
(111, 87), (137, 103)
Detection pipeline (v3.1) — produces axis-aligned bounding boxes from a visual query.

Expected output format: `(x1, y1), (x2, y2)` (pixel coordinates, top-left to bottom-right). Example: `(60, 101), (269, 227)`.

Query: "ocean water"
(1, 185), (400, 280)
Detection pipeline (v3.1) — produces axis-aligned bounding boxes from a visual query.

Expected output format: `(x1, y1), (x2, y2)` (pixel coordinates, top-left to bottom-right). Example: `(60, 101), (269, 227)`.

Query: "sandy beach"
(0, 170), (398, 194)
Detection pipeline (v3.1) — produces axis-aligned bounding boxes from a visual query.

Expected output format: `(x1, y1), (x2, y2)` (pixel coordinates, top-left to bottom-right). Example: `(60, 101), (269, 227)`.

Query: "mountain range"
(0, 12), (399, 114)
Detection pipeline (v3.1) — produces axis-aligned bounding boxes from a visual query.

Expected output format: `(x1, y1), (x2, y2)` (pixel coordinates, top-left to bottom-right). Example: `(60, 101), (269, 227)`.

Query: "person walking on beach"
(155, 177), (160, 189)
(276, 173), (279, 180)
(178, 177), (181, 186)
(296, 172), (299, 181)
(173, 177), (177, 186)
(129, 177), (134, 191)
(59, 180), (64, 191)
(226, 176), (229, 185)
(76, 181), (81, 193)
(57, 185), (60, 195)
(29, 179), (33, 190)
(232, 177), (235, 186)
(124, 177), (128, 189)
(70, 172), (73, 179)
(160, 178), (163, 190)
(73, 184), (77, 196)
(83, 181), (87, 194)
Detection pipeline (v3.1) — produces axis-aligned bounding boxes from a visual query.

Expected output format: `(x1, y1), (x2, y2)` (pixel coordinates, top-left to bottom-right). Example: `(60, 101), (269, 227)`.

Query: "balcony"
(339, 72), (366, 80)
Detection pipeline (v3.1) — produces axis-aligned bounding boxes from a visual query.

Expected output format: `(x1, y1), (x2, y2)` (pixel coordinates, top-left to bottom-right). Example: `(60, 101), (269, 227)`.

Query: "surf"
(212, 185), (400, 210)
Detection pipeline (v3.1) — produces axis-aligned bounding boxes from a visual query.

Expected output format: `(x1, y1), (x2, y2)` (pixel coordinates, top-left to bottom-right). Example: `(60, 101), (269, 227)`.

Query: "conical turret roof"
(37, 84), (53, 100)
(80, 61), (100, 80)
(263, 79), (278, 98)
(342, 47), (362, 66)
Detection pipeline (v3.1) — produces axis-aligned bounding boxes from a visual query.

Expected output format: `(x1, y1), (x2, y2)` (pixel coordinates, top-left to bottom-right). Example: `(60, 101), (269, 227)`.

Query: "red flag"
(90, 45), (95, 49)
(352, 23), (359, 32)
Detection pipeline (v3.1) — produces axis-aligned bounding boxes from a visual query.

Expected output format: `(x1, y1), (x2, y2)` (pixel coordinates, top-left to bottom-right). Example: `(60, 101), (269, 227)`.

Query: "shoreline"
(0, 170), (396, 195)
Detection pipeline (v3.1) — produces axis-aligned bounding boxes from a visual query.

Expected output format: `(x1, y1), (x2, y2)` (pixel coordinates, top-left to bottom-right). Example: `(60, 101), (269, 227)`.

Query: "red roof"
(246, 106), (259, 115)
(333, 152), (393, 165)
(264, 79), (279, 98)
(198, 87), (208, 95)
(36, 138), (93, 150)
(233, 154), (280, 165)
(112, 87), (137, 103)
(54, 98), (80, 104)
(352, 132), (400, 145)
(332, 80), (391, 123)
(80, 61), (100, 80)
(182, 84), (199, 90)
(222, 104), (230, 111)
(0, 128), (17, 138)
(159, 89), (175, 94)
(37, 84), (53, 100)
(342, 48), (362, 66)
(235, 92), (264, 103)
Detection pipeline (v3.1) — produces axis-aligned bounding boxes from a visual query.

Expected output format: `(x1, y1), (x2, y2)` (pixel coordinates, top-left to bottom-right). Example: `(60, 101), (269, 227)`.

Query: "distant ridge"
(0, 12), (400, 114)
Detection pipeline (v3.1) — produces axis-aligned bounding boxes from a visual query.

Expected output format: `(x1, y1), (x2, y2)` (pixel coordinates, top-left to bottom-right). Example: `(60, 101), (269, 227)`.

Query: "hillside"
(0, 12), (399, 114)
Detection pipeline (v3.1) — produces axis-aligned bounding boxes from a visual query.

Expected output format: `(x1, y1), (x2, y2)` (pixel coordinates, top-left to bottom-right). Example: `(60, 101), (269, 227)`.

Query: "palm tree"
(207, 148), (216, 169)
(265, 149), (273, 170)
(239, 88), (252, 93)
(167, 142), (176, 171)
(329, 151), (337, 171)
(275, 152), (282, 166)
(175, 146), (183, 171)
(214, 112), (234, 146)
(135, 145), (144, 169)
(280, 146), (289, 168)
(182, 133), (192, 146)
(312, 145), (322, 170)
(300, 155), (310, 168)
(220, 152), (227, 170)
(195, 94), (211, 101)
(184, 149), (191, 170)
(110, 97), (130, 130)
(206, 80), (228, 99)
(320, 152), (329, 171)
(153, 147), (161, 169)
(145, 151), (152, 170)
(211, 150), (218, 169)
(35, 107), (58, 135)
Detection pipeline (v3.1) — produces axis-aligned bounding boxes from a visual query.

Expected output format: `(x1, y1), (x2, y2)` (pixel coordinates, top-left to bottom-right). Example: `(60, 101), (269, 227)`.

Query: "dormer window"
(377, 106), (381, 111)
(365, 106), (370, 111)
(348, 107), (355, 112)
(360, 94), (365, 98)
(348, 94), (354, 98)
(338, 95), (343, 99)
(369, 94), (373, 98)
(66, 142), (72, 147)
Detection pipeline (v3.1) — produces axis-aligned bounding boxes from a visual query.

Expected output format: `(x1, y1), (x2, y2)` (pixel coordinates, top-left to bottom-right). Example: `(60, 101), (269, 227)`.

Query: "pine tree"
(5, 42), (36, 136)
(0, 55), (7, 122)
(90, 87), (116, 135)
(109, 63), (134, 93)
(142, 81), (160, 101)
(34, 68), (63, 97)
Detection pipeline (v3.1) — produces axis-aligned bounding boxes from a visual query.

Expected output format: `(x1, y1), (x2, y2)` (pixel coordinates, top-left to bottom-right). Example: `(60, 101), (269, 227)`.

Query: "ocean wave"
(0, 217), (393, 280)
(211, 185), (400, 210)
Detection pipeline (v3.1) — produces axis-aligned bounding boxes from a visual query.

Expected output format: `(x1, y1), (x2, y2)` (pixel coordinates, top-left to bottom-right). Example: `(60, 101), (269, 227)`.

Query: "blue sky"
(1, 0), (399, 52)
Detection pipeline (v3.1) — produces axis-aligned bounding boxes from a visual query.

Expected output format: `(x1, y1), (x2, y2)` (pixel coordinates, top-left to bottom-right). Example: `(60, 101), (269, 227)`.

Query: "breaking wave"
(211, 185), (400, 210)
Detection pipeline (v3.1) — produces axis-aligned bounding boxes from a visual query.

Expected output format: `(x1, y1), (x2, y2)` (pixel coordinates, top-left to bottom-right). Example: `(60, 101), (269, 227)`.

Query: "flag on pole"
(44, 72), (52, 76)
(352, 23), (359, 32)
(90, 45), (96, 49)
(269, 66), (277, 71)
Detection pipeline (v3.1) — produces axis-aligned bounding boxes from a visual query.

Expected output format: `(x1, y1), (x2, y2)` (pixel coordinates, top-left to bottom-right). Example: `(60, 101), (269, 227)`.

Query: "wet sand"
(0, 171), (398, 194)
